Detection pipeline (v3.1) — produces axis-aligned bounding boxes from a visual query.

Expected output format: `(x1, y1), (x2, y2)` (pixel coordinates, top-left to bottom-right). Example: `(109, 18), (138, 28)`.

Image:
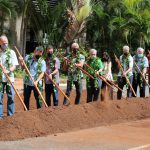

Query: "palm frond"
(64, 0), (92, 44)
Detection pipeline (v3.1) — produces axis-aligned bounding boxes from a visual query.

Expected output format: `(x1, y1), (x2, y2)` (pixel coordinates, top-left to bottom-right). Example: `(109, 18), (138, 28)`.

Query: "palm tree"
(87, 0), (150, 54)
(19, 0), (30, 56)
(122, 0), (150, 48)
(28, 0), (67, 48)
(86, 1), (109, 51)
(64, 0), (92, 44)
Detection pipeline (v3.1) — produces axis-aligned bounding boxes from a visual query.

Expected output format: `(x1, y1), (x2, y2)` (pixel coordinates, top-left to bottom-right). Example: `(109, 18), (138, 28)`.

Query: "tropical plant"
(86, 0), (150, 54)
(44, 1), (67, 48)
(28, 0), (67, 49)
(64, 0), (92, 44)
(122, 0), (150, 48)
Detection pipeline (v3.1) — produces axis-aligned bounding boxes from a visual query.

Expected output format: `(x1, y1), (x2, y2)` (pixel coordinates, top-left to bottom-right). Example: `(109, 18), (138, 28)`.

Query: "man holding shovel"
(63, 43), (85, 105)
(45, 45), (60, 106)
(19, 46), (46, 110)
(0, 35), (18, 118)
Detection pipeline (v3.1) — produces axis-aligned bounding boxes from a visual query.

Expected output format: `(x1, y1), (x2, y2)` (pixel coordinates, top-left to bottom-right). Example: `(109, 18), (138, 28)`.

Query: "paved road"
(1, 119), (150, 150)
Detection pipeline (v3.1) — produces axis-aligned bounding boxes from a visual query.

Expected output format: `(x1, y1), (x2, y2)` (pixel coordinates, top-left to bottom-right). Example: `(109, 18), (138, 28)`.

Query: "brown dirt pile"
(0, 90), (150, 141)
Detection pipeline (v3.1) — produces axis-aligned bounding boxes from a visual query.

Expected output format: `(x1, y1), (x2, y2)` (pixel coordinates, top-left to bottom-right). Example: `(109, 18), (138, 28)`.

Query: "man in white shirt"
(117, 45), (133, 99)
(0, 35), (18, 118)
(133, 47), (149, 97)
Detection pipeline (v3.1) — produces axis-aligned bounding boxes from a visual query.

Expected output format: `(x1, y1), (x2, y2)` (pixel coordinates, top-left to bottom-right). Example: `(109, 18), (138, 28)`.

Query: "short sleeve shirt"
(24, 55), (46, 86)
(45, 57), (60, 84)
(0, 49), (19, 82)
(133, 55), (149, 73)
(68, 54), (85, 81)
(118, 55), (133, 77)
(87, 57), (104, 76)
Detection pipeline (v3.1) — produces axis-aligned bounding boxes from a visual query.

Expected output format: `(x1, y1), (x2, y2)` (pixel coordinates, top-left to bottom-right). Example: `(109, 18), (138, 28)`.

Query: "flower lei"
(86, 57), (101, 89)
(24, 53), (44, 89)
(5, 49), (11, 72)
(68, 51), (82, 85)
(24, 54), (44, 107)
(46, 54), (57, 87)
(134, 55), (145, 87)
(121, 53), (131, 89)
(0, 48), (11, 92)
(46, 55), (55, 75)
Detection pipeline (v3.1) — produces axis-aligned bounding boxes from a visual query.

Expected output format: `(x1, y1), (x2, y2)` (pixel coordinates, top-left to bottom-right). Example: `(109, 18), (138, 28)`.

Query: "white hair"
(137, 47), (144, 53)
(123, 45), (129, 51)
(90, 49), (97, 54)
(0, 35), (8, 43)
(71, 43), (79, 49)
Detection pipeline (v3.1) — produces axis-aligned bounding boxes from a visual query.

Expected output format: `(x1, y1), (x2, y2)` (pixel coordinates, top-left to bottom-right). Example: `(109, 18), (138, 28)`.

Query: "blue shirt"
(133, 55), (149, 73)
(24, 55), (46, 86)
(118, 55), (133, 77)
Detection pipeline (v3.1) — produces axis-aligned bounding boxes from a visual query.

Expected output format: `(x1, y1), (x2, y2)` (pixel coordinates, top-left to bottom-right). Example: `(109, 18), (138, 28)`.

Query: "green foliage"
(14, 68), (24, 78)
(1, 0), (150, 61)
(76, 0), (92, 22)
(0, 0), (18, 34)
(29, 0), (67, 48)
(46, 1), (67, 47)
(0, 0), (17, 18)
(86, 0), (150, 55)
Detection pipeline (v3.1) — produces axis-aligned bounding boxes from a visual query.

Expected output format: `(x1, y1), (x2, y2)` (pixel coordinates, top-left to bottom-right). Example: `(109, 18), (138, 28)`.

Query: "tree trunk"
(0, 12), (5, 34)
(20, 0), (30, 57)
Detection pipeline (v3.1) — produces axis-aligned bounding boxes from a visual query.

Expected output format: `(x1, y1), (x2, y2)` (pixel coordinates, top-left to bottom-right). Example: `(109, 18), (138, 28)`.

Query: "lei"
(121, 53), (131, 89)
(46, 55), (55, 74)
(86, 57), (101, 89)
(121, 53), (131, 72)
(24, 53), (44, 89)
(46, 55), (57, 85)
(68, 51), (82, 86)
(47, 55), (58, 92)
(134, 55), (145, 70)
(134, 55), (145, 87)
(5, 49), (11, 71)
(0, 48), (11, 92)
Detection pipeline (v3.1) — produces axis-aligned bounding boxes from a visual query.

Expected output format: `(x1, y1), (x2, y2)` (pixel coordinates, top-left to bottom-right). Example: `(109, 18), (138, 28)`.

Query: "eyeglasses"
(91, 53), (96, 55)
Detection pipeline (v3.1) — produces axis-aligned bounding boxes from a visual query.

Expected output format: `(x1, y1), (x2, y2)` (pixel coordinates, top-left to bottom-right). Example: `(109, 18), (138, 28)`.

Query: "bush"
(14, 68), (24, 78)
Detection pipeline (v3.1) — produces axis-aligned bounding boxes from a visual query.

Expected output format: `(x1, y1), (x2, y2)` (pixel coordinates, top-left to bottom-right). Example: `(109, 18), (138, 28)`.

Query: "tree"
(19, 0), (30, 56)
(0, 0), (17, 35)
(122, 0), (150, 48)
(64, 0), (92, 45)
(86, 0), (150, 54)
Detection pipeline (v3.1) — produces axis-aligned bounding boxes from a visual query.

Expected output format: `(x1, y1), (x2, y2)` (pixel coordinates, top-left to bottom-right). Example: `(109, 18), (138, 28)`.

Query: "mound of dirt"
(0, 89), (150, 141)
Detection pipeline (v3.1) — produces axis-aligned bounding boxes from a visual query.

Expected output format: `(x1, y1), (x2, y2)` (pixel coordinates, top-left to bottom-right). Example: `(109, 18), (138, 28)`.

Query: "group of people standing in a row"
(0, 35), (149, 118)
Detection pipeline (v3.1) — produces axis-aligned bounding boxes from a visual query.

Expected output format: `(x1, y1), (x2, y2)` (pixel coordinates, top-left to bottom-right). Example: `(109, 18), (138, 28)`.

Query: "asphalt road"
(1, 119), (150, 150)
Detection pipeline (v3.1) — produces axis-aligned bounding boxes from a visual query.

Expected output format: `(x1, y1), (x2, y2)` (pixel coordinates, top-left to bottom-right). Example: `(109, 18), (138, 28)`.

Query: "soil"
(0, 88), (150, 141)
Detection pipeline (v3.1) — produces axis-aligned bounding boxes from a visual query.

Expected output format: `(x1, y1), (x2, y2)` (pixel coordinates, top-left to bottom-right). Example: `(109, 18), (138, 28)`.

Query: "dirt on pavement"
(0, 87), (150, 141)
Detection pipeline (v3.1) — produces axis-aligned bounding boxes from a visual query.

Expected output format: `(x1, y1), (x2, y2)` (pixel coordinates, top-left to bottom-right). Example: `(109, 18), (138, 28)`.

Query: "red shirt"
(147, 53), (150, 74)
